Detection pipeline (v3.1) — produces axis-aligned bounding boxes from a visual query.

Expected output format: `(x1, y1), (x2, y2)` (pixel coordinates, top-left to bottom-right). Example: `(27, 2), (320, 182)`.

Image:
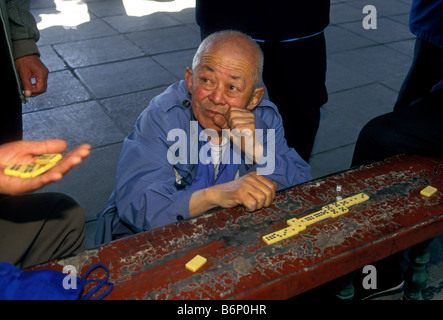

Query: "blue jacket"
(95, 81), (312, 245)
(410, 0), (443, 49)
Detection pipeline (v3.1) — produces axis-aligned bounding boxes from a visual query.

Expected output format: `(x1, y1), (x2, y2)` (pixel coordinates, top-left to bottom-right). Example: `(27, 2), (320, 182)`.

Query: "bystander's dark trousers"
(258, 33), (328, 162)
(0, 193), (85, 269)
(0, 19), (23, 145)
(352, 38), (443, 167)
(345, 37), (443, 299)
(351, 88), (443, 167)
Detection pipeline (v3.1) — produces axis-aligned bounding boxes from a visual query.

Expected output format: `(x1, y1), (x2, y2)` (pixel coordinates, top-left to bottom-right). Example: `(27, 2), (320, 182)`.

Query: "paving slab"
(346, 0), (413, 17)
(35, 45), (68, 72)
(35, 15), (118, 46)
(126, 25), (200, 55)
(340, 17), (414, 44)
(103, 12), (179, 33)
(22, 70), (91, 112)
(23, 100), (125, 150)
(329, 45), (412, 82)
(152, 48), (197, 79)
(53, 34), (144, 68)
(312, 83), (398, 154)
(310, 144), (355, 179)
(325, 57), (375, 93)
(325, 25), (378, 54)
(330, 2), (365, 24)
(100, 86), (168, 135)
(86, 0), (127, 17)
(75, 57), (177, 98)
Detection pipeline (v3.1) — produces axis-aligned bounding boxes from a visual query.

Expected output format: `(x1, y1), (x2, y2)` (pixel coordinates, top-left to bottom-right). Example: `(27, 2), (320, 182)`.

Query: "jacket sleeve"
(112, 106), (195, 233)
(5, 0), (40, 58)
(248, 104), (312, 190)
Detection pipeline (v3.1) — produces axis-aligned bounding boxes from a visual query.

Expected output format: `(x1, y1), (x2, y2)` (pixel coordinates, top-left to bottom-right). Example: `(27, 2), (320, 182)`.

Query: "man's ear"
(246, 87), (265, 110)
(185, 67), (193, 94)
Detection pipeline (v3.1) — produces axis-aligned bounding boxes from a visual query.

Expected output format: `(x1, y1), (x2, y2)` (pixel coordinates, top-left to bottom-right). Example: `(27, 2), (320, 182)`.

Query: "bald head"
(192, 30), (264, 87)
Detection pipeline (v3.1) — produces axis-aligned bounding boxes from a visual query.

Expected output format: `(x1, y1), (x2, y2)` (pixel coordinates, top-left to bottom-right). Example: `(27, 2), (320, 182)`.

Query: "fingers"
(15, 54), (49, 97)
(18, 144), (90, 194)
(0, 143), (91, 195)
(238, 172), (277, 212)
(210, 107), (255, 133)
(29, 139), (68, 156)
(0, 170), (62, 195)
(0, 139), (68, 167)
(27, 72), (48, 97)
(224, 107), (260, 162)
(49, 144), (91, 176)
(213, 113), (228, 129)
(225, 107), (255, 132)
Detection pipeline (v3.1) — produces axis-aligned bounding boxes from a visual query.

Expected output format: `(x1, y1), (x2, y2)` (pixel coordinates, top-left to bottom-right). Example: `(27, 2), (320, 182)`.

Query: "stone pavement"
(26, 0), (442, 299)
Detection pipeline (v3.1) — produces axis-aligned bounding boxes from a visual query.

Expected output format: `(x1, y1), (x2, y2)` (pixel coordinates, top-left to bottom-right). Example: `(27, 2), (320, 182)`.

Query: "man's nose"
(208, 84), (226, 105)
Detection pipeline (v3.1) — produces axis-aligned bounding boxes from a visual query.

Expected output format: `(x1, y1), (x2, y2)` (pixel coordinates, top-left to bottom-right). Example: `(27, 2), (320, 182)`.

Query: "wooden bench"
(30, 155), (443, 300)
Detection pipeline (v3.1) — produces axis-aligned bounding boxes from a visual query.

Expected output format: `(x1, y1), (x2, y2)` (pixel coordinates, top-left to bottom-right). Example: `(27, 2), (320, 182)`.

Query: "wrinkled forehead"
(196, 43), (258, 83)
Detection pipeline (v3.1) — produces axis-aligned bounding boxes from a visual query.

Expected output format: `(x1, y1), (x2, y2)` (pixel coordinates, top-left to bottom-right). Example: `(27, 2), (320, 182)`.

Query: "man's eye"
(229, 85), (238, 91)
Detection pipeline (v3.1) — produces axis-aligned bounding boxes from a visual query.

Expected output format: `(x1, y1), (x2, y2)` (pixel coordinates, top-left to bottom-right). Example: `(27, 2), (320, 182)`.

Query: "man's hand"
(189, 172), (277, 216)
(0, 140), (91, 195)
(15, 54), (49, 98)
(213, 107), (264, 163)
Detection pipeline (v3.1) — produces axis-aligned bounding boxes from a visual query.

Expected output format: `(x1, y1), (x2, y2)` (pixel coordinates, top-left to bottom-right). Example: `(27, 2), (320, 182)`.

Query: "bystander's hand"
(15, 54), (49, 97)
(0, 139), (91, 195)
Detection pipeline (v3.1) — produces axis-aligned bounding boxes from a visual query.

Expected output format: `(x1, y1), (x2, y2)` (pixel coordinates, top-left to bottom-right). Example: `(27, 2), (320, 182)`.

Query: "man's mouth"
(204, 109), (220, 118)
(201, 105), (225, 118)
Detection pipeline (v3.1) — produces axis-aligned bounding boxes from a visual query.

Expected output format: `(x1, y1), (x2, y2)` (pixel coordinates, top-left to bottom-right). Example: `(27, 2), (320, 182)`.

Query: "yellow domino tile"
(4, 162), (58, 179)
(35, 153), (62, 165)
(323, 205), (349, 217)
(298, 209), (331, 226)
(186, 255), (207, 272)
(286, 218), (307, 233)
(294, 222), (306, 233)
(286, 217), (299, 226)
(268, 193), (370, 245)
(18, 164), (40, 178)
(4, 164), (23, 177)
(420, 186), (437, 197)
(262, 225), (302, 245)
(29, 162), (57, 178)
(348, 193), (370, 206)
(325, 199), (351, 209)
(323, 193), (369, 209)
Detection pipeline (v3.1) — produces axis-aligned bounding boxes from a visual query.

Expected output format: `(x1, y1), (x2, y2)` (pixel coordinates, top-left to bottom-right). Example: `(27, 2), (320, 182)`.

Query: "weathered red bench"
(30, 155), (443, 300)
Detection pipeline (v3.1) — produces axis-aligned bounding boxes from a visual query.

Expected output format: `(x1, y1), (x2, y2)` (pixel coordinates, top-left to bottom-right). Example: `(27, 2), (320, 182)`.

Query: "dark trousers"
(394, 38), (443, 111)
(352, 38), (443, 167)
(0, 19), (23, 145)
(0, 193), (85, 269)
(258, 34), (328, 162)
(343, 37), (443, 299)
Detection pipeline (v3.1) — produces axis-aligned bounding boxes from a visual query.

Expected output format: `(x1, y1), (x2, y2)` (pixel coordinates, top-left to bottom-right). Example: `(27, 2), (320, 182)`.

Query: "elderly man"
(95, 31), (311, 245)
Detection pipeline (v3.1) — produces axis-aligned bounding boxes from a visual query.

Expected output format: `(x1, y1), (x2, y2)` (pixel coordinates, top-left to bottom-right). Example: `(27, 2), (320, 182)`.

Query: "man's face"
(185, 44), (263, 133)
